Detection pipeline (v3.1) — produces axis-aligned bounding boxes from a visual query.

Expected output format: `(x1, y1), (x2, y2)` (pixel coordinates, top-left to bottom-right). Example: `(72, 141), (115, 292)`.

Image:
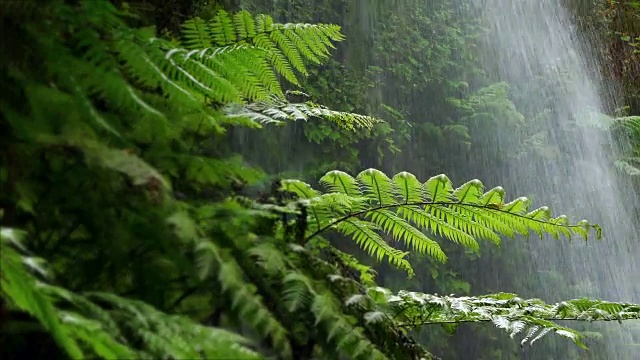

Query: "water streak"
(465, 0), (640, 358)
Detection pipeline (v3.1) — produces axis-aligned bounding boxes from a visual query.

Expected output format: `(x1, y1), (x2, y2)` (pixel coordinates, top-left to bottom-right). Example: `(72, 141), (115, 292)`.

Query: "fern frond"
(376, 289), (640, 350)
(224, 96), (380, 130)
(2, 226), (263, 360)
(283, 270), (388, 360)
(209, 10), (236, 45)
(193, 240), (292, 358)
(366, 210), (446, 261)
(1, 229), (85, 359)
(357, 169), (397, 206)
(177, 10), (346, 94)
(335, 220), (413, 276)
(320, 170), (362, 196)
(85, 292), (262, 360)
(611, 115), (640, 134)
(282, 169), (601, 276)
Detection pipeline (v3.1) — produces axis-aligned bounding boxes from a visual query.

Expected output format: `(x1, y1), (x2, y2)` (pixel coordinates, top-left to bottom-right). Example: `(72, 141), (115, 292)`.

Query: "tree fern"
(282, 169), (602, 276)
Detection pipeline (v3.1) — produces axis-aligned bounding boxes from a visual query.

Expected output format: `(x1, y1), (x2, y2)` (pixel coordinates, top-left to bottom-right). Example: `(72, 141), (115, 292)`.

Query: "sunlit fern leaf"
(424, 174), (455, 202)
(177, 10), (345, 91)
(284, 28), (321, 64)
(282, 169), (602, 276)
(164, 45), (248, 102)
(335, 220), (413, 276)
(209, 10), (236, 45)
(252, 33), (299, 85)
(313, 193), (365, 219)
(479, 186), (506, 206)
(167, 43), (276, 102)
(448, 205), (514, 240)
(181, 18), (212, 49)
(357, 169), (397, 206)
(366, 210), (446, 261)
(392, 172), (424, 203)
(453, 179), (484, 204)
(281, 179), (320, 200)
(400, 206), (480, 249)
(269, 30), (306, 75)
(233, 10), (257, 40)
(281, 179), (326, 232)
(320, 170), (361, 197)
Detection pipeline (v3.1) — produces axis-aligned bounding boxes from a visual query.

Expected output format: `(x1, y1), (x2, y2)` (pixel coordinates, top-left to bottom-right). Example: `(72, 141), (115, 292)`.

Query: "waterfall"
(462, 0), (640, 358)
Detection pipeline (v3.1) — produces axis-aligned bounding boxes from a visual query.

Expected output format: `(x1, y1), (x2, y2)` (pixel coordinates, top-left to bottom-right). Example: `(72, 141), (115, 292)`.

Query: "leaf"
(287, 169), (601, 274)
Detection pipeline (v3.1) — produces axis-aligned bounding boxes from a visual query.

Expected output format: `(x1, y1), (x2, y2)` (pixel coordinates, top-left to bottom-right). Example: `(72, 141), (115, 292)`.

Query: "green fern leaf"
(357, 169), (397, 205)
(367, 210), (446, 261)
(453, 179), (484, 204)
(181, 18), (212, 49)
(283, 169), (601, 275)
(233, 10), (257, 40)
(381, 289), (640, 350)
(335, 220), (413, 276)
(392, 172), (424, 204)
(209, 10), (236, 45)
(320, 170), (361, 196)
(424, 174), (455, 202)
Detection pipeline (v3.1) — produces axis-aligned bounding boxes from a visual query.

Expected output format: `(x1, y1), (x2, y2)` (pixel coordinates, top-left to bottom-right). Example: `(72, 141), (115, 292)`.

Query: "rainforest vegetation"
(1, 0), (640, 359)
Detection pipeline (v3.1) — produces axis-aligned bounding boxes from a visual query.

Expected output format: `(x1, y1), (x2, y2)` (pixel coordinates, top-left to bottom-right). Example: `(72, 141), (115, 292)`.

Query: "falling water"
(462, 0), (640, 358)
(229, 0), (640, 357)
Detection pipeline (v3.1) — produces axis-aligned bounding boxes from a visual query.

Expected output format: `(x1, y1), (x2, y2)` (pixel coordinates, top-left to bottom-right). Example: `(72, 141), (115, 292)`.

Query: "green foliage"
(1, 226), (263, 360)
(225, 91), (380, 130)
(368, 287), (640, 350)
(593, 0), (640, 112)
(282, 169), (602, 277)
(179, 9), (344, 90)
(1, 2), (638, 360)
(609, 116), (640, 176)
